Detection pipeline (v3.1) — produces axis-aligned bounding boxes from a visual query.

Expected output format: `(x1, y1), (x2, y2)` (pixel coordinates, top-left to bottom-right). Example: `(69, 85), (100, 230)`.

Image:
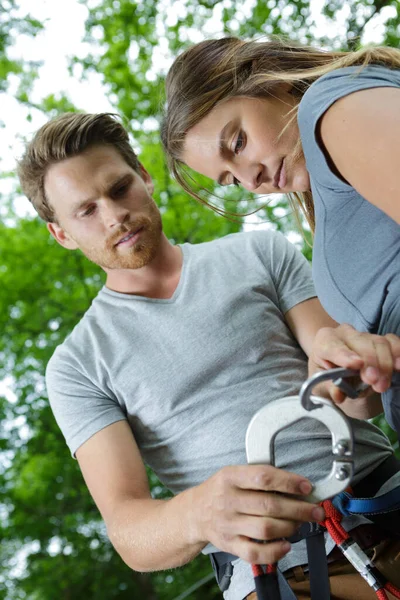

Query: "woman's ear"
(47, 222), (79, 250)
(278, 81), (294, 96)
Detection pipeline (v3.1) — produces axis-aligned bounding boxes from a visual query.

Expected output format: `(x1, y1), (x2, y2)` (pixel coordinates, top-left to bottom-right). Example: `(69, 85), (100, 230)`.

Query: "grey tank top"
(298, 65), (400, 433)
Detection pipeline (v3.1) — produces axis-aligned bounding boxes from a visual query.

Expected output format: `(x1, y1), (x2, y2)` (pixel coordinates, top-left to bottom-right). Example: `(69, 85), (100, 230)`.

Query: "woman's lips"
(278, 159), (287, 189)
(273, 159), (286, 190)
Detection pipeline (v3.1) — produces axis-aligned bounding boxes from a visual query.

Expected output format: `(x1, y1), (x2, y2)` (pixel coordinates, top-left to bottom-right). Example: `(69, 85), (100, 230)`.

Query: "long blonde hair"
(162, 37), (400, 233)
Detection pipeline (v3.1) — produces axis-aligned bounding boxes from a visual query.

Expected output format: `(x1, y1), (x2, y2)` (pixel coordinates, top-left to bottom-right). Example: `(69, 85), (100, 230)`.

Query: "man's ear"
(138, 164), (154, 195)
(47, 222), (79, 250)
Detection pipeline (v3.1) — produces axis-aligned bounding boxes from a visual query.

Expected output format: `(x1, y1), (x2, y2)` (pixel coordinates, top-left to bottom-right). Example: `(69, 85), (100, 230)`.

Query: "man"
(18, 113), (400, 600)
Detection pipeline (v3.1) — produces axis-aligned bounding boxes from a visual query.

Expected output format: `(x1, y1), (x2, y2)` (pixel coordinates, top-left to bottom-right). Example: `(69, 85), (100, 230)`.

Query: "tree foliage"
(0, 1), (399, 598)
(0, 0), (42, 90)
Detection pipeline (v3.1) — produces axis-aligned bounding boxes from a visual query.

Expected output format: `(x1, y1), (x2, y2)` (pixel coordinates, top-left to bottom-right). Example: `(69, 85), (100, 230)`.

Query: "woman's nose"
(233, 164), (263, 191)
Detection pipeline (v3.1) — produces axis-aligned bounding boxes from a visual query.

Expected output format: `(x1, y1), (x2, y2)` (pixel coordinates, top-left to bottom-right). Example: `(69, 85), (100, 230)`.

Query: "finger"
(363, 338), (393, 392)
(342, 330), (395, 372)
(336, 328), (380, 367)
(323, 326), (395, 377)
(314, 358), (337, 371)
(233, 537), (291, 565)
(230, 465), (313, 497)
(233, 514), (301, 541)
(314, 326), (365, 369)
(328, 381), (346, 404)
(384, 333), (400, 371)
(235, 490), (325, 523)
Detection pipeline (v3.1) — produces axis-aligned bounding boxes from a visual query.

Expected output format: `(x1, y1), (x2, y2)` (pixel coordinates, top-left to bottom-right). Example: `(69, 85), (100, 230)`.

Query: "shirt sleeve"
(297, 65), (400, 191)
(256, 229), (316, 314)
(46, 347), (126, 458)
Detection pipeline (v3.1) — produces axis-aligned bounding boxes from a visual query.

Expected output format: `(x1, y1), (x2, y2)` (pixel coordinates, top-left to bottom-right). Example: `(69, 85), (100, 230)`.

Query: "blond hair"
(18, 113), (140, 222)
(162, 37), (400, 232)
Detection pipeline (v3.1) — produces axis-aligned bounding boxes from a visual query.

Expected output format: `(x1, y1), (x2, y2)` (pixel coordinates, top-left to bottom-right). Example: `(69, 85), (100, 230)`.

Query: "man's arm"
(284, 297), (400, 419)
(76, 420), (324, 572)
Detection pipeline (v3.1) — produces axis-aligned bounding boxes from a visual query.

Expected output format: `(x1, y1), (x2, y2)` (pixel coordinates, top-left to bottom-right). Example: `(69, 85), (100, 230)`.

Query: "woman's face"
(182, 89), (310, 195)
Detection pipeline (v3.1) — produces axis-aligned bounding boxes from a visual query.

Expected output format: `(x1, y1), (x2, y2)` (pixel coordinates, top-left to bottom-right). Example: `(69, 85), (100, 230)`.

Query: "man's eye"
(114, 184), (128, 197)
(81, 206), (95, 217)
(234, 132), (245, 154)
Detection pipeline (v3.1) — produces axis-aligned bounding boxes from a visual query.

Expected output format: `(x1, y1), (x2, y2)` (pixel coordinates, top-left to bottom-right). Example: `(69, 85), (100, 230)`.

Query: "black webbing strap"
(247, 568), (300, 600)
(287, 522), (330, 600)
(254, 571), (281, 598)
(210, 550), (298, 598)
(209, 528), (330, 600)
(306, 529), (331, 599)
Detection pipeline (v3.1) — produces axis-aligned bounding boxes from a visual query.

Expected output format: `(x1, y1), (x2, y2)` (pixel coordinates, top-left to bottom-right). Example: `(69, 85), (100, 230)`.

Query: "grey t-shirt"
(46, 230), (395, 600)
(298, 65), (400, 434)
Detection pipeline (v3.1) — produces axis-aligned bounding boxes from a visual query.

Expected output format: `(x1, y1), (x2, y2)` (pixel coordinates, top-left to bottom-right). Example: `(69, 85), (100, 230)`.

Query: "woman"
(161, 36), (400, 436)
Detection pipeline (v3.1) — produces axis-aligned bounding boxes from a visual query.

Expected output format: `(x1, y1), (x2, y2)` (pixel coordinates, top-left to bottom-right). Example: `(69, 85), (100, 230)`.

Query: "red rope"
(250, 498), (400, 600)
(386, 583), (400, 599)
(320, 499), (400, 600)
(320, 499), (349, 544)
(251, 564), (264, 578)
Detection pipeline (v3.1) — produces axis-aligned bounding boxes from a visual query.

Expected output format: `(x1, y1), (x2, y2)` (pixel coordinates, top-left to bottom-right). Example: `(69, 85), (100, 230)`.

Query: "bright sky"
(2, 1), (111, 174)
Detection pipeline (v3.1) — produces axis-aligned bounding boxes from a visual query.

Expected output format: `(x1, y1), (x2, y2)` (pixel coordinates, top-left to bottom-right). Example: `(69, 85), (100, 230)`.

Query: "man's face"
(45, 145), (162, 270)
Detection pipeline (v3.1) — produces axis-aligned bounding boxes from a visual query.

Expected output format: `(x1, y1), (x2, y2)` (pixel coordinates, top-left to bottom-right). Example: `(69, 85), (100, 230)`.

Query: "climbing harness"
(210, 368), (400, 599)
(319, 498), (400, 600)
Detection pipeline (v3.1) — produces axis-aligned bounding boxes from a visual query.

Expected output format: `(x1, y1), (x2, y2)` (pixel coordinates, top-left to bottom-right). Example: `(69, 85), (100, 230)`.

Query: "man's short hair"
(17, 113), (140, 222)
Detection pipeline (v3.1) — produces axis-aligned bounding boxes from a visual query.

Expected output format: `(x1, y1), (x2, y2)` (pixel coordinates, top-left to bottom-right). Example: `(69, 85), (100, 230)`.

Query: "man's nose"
(101, 199), (130, 228)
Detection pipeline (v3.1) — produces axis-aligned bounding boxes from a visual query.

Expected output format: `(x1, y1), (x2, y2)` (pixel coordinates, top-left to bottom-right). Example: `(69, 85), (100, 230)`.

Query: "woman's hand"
(308, 323), (400, 403)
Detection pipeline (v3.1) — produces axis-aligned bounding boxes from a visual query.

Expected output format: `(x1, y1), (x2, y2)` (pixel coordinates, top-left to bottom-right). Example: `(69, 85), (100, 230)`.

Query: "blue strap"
(333, 485), (400, 516)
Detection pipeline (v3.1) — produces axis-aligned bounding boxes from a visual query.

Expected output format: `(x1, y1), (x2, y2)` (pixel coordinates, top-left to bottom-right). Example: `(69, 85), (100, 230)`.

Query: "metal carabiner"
(300, 367), (369, 411)
(246, 368), (357, 503)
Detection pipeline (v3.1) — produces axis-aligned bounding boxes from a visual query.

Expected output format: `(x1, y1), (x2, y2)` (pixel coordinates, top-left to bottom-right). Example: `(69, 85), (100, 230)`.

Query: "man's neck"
(105, 234), (183, 299)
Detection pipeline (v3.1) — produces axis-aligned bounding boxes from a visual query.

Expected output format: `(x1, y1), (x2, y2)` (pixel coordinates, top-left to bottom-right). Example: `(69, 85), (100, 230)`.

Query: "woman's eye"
(233, 177), (240, 187)
(234, 132), (245, 154)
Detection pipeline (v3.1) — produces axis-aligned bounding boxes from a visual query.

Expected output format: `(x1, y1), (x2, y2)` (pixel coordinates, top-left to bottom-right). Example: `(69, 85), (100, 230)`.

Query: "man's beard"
(81, 207), (163, 270)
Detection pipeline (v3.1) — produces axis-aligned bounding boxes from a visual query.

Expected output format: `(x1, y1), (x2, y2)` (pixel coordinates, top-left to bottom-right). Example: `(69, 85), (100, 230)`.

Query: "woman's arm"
(319, 86), (400, 224)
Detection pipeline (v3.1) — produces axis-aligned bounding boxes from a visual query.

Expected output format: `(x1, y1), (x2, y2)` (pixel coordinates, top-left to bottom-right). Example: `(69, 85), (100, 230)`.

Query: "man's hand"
(191, 465), (324, 565)
(77, 422), (324, 572)
(309, 324), (400, 404)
